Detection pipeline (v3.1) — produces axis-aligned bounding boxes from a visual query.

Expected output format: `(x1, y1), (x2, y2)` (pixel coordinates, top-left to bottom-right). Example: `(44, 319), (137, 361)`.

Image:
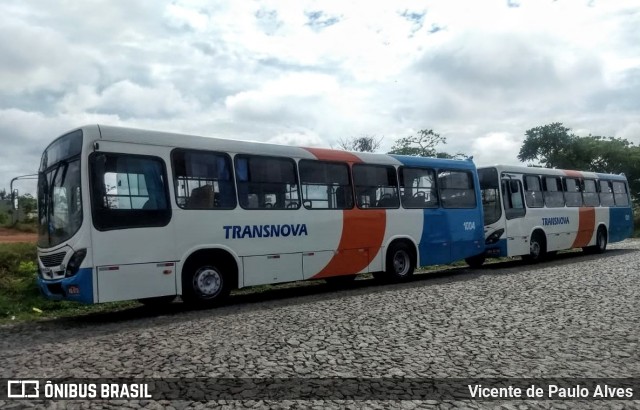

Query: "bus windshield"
(38, 131), (83, 248)
(478, 167), (501, 225)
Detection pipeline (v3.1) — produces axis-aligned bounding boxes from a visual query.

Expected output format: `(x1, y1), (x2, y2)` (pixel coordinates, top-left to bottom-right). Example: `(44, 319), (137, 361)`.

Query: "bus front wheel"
(182, 264), (230, 308)
(523, 232), (546, 263)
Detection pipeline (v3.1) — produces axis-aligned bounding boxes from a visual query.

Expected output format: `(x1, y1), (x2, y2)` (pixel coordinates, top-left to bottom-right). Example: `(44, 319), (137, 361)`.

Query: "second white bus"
(471, 164), (634, 266)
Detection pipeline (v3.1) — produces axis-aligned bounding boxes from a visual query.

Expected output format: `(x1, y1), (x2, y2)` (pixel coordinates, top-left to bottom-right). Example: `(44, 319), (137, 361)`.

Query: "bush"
(0, 243), (39, 318)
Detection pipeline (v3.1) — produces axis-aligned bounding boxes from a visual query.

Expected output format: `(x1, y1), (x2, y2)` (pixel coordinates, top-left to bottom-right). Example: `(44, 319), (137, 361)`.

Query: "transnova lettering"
(223, 224), (308, 239)
(542, 217), (570, 226)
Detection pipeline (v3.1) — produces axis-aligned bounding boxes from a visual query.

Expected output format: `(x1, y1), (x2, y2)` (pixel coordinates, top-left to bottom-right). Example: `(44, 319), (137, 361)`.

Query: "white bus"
(472, 164), (634, 266)
(37, 125), (485, 306)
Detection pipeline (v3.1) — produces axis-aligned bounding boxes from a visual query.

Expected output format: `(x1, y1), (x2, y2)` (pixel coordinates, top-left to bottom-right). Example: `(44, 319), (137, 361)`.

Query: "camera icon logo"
(7, 380), (40, 398)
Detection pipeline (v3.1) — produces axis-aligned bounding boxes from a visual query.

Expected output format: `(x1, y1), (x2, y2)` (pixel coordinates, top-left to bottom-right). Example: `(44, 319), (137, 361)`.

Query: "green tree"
(518, 123), (585, 169)
(518, 122), (640, 201)
(337, 135), (382, 152)
(19, 194), (37, 216)
(388, 129), (466, 158)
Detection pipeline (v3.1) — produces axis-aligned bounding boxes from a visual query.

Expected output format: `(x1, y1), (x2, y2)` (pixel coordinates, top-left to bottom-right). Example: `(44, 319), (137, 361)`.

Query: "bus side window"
(172, 149), (236, 209)
(599, 180), (615, 206)
(563, 177), (582, 207)
(235, 155), (300, 210)
(543, 177), (564, 207)
(89, 153), (171, 230)
(399, 167), (438, 208)
(502, 179), (525, 219)
(523, 175), (543, 208)
(299, 160), (353, 210)
(438, 170), (476, 209)
(582, 179), (599, 207)
(612, 181), (629, 206)
(352, 164), (399, 209)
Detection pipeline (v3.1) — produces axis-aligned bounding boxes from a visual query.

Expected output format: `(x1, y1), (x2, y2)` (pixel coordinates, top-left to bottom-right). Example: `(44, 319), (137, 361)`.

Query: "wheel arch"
(529, 226), (547, 246)
(178, 245), (241, 295)
(383, 236), (419, 271)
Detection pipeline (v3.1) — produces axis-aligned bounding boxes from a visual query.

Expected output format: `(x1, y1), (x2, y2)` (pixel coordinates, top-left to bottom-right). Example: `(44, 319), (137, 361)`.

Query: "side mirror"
(11, 189), (18, 210)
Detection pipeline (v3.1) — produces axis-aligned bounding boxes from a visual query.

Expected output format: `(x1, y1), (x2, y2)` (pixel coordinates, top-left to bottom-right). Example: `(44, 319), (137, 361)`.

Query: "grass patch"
(0, 243), (135, 324)
(11, 223), (38, 233)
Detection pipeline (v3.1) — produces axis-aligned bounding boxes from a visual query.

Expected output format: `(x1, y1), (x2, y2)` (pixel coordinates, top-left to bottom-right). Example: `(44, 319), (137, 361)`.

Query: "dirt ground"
(0, 227), (37, 243)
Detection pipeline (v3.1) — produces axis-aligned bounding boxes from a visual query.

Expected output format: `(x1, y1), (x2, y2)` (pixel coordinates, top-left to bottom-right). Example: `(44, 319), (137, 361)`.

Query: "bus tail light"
(65, 249), (87, 277)
(485, 229), (505, 244)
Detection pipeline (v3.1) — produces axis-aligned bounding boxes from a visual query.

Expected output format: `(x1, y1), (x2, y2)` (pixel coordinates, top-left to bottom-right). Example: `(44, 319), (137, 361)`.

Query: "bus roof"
(67, 124), (476, 169)
(479, 164), (628, 181)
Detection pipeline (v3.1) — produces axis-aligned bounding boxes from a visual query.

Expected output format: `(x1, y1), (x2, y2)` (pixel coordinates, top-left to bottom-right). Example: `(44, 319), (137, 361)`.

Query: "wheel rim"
(393, 250), (410, 276)
(530, 240), (541, 258)
(193, 267), (222, 298)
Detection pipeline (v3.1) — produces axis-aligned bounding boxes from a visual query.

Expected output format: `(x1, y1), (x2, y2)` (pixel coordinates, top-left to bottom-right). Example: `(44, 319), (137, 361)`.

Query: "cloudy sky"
(1, 0), (639, 195)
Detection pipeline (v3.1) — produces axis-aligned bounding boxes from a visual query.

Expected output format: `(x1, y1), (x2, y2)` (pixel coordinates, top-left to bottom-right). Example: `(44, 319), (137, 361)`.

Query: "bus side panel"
(609, 206), (633, 243)
(310, 208), (386, 278)
(448, 208), (485, 262)
(420, 208), (451, 265)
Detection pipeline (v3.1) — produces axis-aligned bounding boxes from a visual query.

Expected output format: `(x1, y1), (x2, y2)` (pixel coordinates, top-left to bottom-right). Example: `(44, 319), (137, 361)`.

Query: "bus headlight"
(65, 249), (87, 277)
(485, 229), (505, 244)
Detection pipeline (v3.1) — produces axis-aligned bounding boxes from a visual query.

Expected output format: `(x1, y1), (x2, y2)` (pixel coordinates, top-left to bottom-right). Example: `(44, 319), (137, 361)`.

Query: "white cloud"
(58, 81), (200, 118)
(1, 0), (640, 196)
(471, 132), (523, 166)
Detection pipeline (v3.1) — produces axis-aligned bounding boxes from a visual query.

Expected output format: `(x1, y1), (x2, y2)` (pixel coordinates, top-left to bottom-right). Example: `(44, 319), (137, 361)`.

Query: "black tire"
(584, 226), (607, 255)
(182, 262), (230, 308)
(465, 254), (486, 269)
(384, 243), (416, 282)
(522, 232), (546, 263)
(325, 275), (357, 287)
(138, 295), (175, 307)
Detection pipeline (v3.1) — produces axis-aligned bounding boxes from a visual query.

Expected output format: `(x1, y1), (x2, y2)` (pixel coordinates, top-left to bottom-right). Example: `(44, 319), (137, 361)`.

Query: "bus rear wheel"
(584, 226), (607, 255)
(384, 243), (415, 282)
(182, 264), (230, 308)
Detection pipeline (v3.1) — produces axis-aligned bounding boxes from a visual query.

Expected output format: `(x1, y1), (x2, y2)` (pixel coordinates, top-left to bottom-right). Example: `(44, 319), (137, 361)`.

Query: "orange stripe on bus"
(312, 209), (386, 278)
(303, 147), (363, 163)
(303, 147), (387, 278)
(572, 207), (595, 248)
(563, 170), (583, 178)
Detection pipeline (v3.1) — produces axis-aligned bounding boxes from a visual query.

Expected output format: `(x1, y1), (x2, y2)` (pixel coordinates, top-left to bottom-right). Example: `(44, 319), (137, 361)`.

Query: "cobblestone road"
(1, 240), (639, 409)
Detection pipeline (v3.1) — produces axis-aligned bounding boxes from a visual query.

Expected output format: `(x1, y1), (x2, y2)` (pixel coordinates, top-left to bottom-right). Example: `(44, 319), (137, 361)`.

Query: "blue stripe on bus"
(595, 172), (627, 181)
(390, 155), (484, 265)
(608, 207), (633, 243)
(37, 267), (94, 304)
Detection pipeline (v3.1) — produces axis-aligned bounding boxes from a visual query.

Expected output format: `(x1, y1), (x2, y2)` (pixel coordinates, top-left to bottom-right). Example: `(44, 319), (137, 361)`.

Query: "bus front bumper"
(37, 267), (94, 304)
(484, 238), (508, 258)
